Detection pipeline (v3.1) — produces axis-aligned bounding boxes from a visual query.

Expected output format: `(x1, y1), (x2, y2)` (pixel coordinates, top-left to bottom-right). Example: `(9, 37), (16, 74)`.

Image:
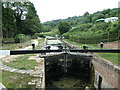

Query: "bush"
(34, 33), (45, 38)
(15, 34), (30, 43)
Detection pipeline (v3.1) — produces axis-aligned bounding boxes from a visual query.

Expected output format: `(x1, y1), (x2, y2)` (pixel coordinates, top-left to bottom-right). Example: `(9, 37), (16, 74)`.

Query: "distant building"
(105, 17), (118, 22)
(72, 27), (76, 29)
(96, 17), (118, 23)
(96, 19), (105, 22)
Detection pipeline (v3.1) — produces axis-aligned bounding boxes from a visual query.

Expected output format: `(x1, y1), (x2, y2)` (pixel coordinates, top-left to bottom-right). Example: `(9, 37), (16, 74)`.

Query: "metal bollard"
(32, 44), (35, 50)
(100, 42), (104, 49)
(83, 45), (88, 50)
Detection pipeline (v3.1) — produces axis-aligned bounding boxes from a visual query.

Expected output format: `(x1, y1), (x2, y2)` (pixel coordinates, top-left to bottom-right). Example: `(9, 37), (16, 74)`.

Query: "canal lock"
(45, 53), (95, 89)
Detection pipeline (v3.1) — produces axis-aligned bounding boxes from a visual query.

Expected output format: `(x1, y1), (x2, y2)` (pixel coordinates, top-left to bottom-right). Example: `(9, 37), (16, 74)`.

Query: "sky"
(30, 0), (119, 23)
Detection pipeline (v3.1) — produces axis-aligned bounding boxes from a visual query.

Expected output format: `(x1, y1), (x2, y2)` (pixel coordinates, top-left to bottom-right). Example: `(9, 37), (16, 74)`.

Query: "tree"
(22, 2), (42, 35)
(58, 21), (71, 35)
(11, 2), (29, 33)
(2, 1), (42, 37)
(2, 1), (29, 36)
(20, 17), (42, 35)
(84, 12), (89, 16)
(2, 5), (17, 38)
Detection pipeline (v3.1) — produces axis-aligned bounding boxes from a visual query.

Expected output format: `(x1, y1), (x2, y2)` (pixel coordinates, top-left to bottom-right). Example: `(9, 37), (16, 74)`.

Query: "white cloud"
(30, 0), (119, 22)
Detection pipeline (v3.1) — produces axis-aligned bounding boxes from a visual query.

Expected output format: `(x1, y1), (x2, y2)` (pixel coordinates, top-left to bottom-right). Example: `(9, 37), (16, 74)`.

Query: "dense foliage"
(15, 34), (30, 43)
(43, 8), (119, 44)
(58, 21), (71, 35)
(2, 1), (43, 38)
(63, 22), (118, 44)
(43, 8), (118, 28)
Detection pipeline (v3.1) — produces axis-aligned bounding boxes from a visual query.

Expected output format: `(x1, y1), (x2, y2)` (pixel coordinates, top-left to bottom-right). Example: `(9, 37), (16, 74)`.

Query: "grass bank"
(64, 39), (119, 65)
(2, 71), (34, 88)
(1, 38), (45, 88)
(4, 54), (38, 70)
(1, 40), (31, 50)
(98, 53), (119, 65)
(38, 38), (44, 44)
(36, 38), (45, 49)
(64, 39), (99, 49)
(3, 38), (45, 70)
(40, 30), (59, 37)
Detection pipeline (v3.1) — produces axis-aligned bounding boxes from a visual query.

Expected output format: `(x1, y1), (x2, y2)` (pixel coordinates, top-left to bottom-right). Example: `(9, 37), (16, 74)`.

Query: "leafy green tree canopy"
(58, 21), (71, 35)
(84, 12), (89, 16)
(2, 1), (43, 38)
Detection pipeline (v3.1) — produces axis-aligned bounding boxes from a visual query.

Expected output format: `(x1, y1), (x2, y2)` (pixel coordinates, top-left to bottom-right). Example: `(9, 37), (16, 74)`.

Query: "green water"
(46, 75), (90, 89)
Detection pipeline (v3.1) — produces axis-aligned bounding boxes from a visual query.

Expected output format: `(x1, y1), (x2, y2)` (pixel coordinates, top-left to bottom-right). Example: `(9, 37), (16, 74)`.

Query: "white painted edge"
(0, 50), (10, 55)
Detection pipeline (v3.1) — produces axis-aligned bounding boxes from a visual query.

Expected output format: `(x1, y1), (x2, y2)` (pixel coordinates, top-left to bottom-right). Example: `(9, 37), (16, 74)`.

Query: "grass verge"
(64, 39), (119, 65)
(1, 40), (31, 50)
(98, 53), (119, 65)
(36, 38), (45, 49)
(4, 54), (38, 70)
(64, 39), (99, 49)
(40, 30), (59, 37)
(38, 38), (44, 44)
(2, 71), (34, 88)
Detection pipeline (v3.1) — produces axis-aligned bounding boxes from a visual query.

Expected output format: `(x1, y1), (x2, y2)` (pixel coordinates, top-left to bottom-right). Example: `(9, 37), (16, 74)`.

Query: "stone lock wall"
(43, 53), (120, 89)
(92, 55), (120, 89)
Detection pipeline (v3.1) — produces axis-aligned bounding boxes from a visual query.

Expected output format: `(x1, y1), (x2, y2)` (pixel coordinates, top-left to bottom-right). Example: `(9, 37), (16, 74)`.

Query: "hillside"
(42, 8), (119, 44)
(43, 8), (118, 28)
